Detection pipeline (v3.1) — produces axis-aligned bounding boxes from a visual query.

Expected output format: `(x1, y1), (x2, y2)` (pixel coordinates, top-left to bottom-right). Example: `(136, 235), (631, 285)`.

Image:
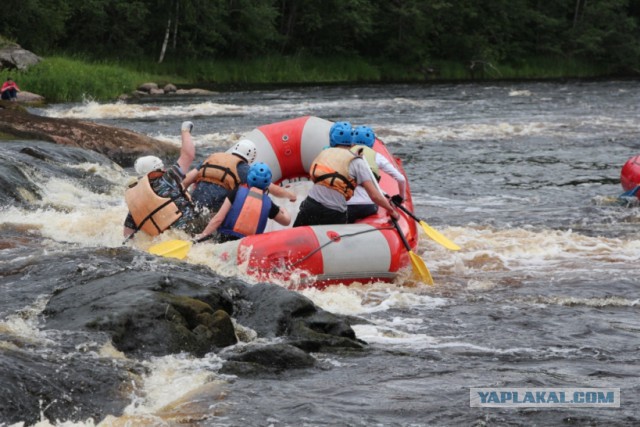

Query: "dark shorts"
(347, 203), (378, 223)
(1, 89), (16, 100)
(293, 197), (347, 227)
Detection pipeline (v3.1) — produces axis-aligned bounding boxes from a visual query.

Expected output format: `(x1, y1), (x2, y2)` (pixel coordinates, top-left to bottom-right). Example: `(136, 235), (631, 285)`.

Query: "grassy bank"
(1, 55), (611, 103)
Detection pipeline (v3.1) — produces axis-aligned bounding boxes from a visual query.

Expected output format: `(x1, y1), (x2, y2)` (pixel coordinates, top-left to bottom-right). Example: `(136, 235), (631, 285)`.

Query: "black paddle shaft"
(391, 217), (412, 251)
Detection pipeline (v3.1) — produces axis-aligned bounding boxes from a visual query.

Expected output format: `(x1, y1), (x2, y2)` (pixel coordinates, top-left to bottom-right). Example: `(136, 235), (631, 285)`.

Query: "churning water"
(2, 80), (640, 426)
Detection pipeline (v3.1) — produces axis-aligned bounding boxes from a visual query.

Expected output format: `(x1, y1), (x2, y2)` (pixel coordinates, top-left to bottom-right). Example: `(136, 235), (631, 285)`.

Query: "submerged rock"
(219, 343), (316, 377)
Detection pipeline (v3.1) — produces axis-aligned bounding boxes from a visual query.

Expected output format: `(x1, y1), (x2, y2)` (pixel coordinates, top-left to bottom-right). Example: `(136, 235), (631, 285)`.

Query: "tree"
(1, 0), (70, 53)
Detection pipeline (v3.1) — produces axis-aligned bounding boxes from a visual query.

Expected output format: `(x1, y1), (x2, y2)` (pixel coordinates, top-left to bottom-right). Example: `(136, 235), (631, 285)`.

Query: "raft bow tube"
(621, 155), (640, 198)
(235, 116), (419, 288)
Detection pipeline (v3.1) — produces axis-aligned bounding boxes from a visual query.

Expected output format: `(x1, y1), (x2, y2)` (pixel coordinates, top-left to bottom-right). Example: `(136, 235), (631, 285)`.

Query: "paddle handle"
(121, 229), (139, 245)
(389, 196), (420, 222)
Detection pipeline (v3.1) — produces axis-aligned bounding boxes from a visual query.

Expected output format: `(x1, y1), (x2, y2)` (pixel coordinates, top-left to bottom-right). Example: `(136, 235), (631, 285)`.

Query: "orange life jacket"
(310, 147), (358, 200)
(124, 172), (184, 236)
(195, 153), (243, 190)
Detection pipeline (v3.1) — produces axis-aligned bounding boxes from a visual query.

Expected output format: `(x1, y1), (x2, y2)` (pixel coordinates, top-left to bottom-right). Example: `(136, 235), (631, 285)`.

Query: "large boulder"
(16, 90), (45, 105)
(0, 108), (178, 166)
(38, 254), (364, 360)
(0, 44), (42, 71)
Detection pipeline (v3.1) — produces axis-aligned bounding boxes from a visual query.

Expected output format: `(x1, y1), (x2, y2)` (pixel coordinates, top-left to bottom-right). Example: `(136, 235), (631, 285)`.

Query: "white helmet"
(226, 139), (257, 163)
(134, 155), (164, 175)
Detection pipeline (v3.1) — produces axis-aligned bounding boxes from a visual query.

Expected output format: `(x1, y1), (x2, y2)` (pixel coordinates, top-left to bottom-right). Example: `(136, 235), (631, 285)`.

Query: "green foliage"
(4, 0), (640, 75)
(0, 35), (18, 49)
(1, 0), (69, 52)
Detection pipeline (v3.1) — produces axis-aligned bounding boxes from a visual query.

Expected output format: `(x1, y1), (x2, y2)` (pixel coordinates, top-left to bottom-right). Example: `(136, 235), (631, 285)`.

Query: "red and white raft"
(231, 116), (420, 289)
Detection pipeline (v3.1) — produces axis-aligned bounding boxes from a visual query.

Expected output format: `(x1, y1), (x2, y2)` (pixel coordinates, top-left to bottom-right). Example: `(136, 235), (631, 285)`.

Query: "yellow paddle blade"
(409, 250), (434, 285)
(419, 221), (460, 251)
(148, 239), (192, 260)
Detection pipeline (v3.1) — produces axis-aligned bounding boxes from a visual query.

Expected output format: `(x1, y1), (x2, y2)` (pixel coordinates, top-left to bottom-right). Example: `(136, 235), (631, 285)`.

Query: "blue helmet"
(247, 162), (272, 190)
(351, 125), (376, 148)
(329, 121), (353, 147)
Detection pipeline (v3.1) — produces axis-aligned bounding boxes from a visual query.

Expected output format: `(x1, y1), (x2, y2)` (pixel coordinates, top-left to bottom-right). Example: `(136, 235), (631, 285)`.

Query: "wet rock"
(176, 88), (217, 95)
(42, 270), (237, 358)
(137, 82), (159, 92)
(29, 248), (362, 360)
(0, 344), (136, 426)
(0, 243), (364, 422)
(0, 141), (124, 206)
(0, 108), (178, 166)
(219, 343), (316, 376)
(232, 282), (364, 351)
(198, 309), (238, 348)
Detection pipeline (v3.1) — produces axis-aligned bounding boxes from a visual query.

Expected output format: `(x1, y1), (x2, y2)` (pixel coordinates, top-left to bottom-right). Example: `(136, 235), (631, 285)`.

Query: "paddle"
(148, 235), (212, 260)
(619, 185), (640, 199)
(358, 153), (433, 283)
(388, 196), (461, 251)
(148, 239), (193, 259)
(391, 217), (434, 285)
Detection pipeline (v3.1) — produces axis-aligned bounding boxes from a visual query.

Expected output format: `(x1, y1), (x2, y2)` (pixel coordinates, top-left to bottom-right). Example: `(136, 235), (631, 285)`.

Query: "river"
(1, 80), (639, 426)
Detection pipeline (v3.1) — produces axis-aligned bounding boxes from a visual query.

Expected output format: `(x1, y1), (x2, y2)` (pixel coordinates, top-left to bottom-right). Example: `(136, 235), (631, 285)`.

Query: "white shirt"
(348, 152), (406, 205)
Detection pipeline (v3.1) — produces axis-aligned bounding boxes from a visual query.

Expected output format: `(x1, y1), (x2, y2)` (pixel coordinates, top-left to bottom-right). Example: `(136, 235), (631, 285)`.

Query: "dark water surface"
(3, 80), (640, 426)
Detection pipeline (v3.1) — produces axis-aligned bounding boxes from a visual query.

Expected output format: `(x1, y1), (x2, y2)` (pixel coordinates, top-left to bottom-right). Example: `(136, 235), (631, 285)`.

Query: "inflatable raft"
(232, 116), (420, 289)
(620, 155), (640, 198)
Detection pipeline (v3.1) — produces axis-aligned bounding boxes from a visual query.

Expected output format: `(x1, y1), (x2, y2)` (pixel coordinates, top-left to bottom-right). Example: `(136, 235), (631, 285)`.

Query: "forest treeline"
(3, 0), (640, 75)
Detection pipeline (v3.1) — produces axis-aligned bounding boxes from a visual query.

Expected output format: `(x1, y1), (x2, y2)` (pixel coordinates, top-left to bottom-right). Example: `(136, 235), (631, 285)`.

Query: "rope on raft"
(288, 225), (395, 269)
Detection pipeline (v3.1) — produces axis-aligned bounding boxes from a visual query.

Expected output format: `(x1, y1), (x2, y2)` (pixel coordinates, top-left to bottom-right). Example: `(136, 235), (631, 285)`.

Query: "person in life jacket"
(183, 139), (296, 216)
(292, 121), (399, 227)
(123, 121), (197, 238)
(193, 162), (291, 242)
(347, 125), (407, 223)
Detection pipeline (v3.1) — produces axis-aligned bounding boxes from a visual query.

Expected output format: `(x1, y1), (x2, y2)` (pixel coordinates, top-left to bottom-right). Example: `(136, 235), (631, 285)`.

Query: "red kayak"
(233, 116), (420, 289)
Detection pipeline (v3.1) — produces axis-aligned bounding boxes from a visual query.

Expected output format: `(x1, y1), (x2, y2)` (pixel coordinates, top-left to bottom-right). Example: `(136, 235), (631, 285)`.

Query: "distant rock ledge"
(0, 106), (178, 166)
(118, 82), (217, 101)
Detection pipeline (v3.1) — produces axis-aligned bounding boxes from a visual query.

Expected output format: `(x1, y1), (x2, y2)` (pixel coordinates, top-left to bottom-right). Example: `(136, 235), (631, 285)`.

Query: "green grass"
(1, 54), (613, 104)
(1, 56), (182, 103)
(120, 55), (384, 84)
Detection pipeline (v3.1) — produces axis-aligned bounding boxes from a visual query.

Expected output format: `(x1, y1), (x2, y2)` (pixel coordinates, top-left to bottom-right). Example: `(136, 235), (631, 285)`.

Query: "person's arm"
(376, 154), (407, 199)
(353, 157), (399, 220)
(123, 226), (136, 238)
(268, 183), (297, 202)
(361, 181), (399, 220)
(176, 121), (195, 173)
(123, 213), (137, 237)
(194, 197), (231, 239)
(182, 167), (199, 190)
(273, 205), (291, 226)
